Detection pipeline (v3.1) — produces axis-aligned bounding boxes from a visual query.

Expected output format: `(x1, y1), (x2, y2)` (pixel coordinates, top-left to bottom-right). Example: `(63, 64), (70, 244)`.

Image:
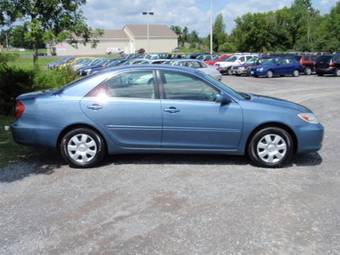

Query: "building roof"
(101, 29), (128, 40)
(124, 24), (178, 39)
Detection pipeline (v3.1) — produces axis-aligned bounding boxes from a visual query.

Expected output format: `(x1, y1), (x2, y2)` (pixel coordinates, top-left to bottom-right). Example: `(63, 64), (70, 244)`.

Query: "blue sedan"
(251, 57), (304, 78)
(11, 65), (324, 168)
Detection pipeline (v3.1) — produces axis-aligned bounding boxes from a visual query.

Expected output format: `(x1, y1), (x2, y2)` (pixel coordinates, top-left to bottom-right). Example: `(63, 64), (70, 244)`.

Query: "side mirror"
(215, 94), (231, 106)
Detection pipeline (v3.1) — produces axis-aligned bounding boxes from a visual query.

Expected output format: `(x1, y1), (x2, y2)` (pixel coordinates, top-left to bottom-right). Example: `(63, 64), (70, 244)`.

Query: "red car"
(206, 54), (232, 66)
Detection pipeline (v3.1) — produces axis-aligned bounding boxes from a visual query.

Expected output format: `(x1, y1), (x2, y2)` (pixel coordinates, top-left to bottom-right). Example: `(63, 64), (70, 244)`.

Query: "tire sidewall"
(248, 127), (294, 168)
(335, 69), (340, 77)
(267, 70), (273, 78)
(60, 128), (105, 168)
(293, 70), (300, 77)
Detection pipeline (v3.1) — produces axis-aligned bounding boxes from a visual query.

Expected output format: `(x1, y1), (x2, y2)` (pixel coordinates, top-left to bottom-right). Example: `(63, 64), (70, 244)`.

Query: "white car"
(168, 59), (222, 81)
(214, 54), (258, 75)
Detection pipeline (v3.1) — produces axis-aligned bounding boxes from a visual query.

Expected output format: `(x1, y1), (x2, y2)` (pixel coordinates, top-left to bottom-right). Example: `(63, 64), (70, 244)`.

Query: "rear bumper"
(11, 121), (59, 149)
(296, 124), (324, 154)
(316, 67), (336, 74)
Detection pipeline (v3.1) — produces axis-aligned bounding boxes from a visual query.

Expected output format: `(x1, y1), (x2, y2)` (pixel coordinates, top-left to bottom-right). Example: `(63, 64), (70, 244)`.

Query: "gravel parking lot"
(1, 75), (339, 255)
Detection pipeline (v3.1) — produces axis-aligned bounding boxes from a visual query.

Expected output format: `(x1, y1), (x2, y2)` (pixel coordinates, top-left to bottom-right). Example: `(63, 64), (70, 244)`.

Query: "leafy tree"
(0, 0), (102, 66)
(212, 14), (227, 52)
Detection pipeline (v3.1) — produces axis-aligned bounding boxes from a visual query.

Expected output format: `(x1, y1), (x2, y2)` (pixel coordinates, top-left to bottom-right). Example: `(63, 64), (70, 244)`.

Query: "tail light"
(15, 100), (25, 119)
(330, 59), (336, 67)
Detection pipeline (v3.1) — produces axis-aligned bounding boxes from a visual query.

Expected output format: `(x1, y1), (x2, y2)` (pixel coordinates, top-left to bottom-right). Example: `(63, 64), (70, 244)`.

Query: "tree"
(0, 0), (102, 66)
(212, 14), (227, 52)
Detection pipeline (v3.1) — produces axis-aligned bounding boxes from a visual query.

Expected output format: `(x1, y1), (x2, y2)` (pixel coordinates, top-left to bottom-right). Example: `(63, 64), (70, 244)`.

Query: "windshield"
(245, 57), (257, 64)
(259, 58), (275, 64)
(201, 72), (249, 100)
(225, 56), (237, 62)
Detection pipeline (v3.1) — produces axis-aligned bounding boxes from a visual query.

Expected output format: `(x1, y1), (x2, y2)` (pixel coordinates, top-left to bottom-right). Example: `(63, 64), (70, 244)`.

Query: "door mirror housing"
(215, 94), (231, 105)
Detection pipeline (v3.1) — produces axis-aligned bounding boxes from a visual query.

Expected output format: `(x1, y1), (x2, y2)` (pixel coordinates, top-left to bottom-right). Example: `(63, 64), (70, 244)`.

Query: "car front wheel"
(60, 127), (106, 168)
(266, 70), (273, 78)
(248, 127), (294, 168)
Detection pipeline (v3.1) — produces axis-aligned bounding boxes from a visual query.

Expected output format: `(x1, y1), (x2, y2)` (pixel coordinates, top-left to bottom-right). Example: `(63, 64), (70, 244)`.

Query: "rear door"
(81, 70), (162, 149)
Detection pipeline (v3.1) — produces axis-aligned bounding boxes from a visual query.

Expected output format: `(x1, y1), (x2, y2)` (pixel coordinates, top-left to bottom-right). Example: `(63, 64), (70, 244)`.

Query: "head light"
(298, 113), (319, 124)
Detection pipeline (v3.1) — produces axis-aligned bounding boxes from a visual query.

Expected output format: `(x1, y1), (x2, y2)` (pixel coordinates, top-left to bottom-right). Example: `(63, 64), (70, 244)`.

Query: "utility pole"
(142, 11), (154, 53)
(210, 0), (213, 55)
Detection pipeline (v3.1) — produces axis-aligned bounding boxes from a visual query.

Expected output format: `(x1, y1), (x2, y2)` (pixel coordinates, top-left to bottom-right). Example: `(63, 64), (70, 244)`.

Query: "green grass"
(7, 56), (61, 70)
(0, 115), (31, 167)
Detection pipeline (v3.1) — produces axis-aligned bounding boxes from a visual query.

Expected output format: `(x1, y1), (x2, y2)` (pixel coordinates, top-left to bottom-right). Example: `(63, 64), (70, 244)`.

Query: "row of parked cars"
(48, 52), (340, 80)
(212, 53), (340, 78)
(48, 54), (223, 81)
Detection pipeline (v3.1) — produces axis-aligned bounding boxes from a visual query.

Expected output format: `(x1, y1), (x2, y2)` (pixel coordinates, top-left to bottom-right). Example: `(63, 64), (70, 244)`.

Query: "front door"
(159, 70), (243, 150)
(81, 70), (162, 149)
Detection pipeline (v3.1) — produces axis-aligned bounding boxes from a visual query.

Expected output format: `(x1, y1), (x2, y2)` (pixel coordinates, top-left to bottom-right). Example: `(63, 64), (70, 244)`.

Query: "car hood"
(250, 94), (310, 112)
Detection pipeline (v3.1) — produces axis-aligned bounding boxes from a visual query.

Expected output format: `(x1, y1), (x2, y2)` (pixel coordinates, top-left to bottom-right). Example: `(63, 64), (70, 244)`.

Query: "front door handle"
(164, 106), (180, 113)
(87, 103), (103, 110)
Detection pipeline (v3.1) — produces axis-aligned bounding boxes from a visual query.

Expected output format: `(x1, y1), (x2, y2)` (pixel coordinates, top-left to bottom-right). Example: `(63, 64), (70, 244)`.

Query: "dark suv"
(315, 54), (340, 76)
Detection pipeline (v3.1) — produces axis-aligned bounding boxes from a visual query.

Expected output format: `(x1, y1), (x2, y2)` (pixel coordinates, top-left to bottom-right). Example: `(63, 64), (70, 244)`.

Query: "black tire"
(317, 73), (323, 76)
(226, 68), (232, 75)
(247, 127), (294, 168)
(60, 127), (106, 168)
(266, 70), (273, 78)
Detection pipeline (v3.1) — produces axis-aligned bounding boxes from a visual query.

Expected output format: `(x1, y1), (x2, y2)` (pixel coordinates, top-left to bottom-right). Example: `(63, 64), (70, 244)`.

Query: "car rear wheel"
(304, 67), (312, 75)
(248, 127), (294, 168)
(293, 70), (300, 77)
(60, 128), (106, 168)
(266, 70), (273, 78)
(335, 69), (340, 77)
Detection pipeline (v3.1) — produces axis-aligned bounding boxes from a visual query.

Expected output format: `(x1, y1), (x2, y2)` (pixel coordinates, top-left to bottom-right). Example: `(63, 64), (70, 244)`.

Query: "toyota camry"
(11, 65), (324, 168)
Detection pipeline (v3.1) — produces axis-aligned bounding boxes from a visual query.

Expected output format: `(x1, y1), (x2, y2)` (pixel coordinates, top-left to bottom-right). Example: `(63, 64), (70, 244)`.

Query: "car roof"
(99, 64), (204, 77)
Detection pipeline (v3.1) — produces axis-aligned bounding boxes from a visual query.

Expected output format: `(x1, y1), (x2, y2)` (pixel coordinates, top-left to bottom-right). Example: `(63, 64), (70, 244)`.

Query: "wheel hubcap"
(257, 134), (287, 164)
(67, 134), (97, 164)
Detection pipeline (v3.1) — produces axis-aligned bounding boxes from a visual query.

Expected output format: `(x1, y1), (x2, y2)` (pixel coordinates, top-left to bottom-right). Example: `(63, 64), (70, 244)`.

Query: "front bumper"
(296, 124), (324, 154)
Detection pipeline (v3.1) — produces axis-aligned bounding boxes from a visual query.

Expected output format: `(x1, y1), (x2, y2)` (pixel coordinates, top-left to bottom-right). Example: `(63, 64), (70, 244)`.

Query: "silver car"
(167, 59), (222, 81)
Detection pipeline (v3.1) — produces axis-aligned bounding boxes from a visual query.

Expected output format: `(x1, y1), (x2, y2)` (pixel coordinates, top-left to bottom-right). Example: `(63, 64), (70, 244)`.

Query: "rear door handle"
(87, 103), (103, 110)
(164, 106), (180, 113)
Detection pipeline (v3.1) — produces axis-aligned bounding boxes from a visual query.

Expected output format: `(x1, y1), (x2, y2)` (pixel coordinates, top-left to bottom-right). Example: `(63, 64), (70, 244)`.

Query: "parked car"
(48, 57), (75, 69)
(81, 59), (126, 76)
(78, 59), (110, 76)
(122, 58), (151, 65)
(250, 57), (304, 78)
(170, 59), (222, 81)
(206, 54), (232, 66)
(231, 56), (259, 76)
(215, 54), (258, 75)
(299, 54), (318, 75)
(315, 54), (340, 76)
(196, 54), (219, 62)
(12, 65), (324, 168)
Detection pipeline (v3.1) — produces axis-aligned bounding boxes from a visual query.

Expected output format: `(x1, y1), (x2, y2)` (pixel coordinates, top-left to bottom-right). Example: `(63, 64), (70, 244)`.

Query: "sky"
(82, 0), (339, 36)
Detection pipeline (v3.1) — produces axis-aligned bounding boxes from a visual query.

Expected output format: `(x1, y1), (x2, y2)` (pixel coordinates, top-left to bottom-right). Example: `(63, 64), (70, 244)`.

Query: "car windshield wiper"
(238, 92), (251, 100)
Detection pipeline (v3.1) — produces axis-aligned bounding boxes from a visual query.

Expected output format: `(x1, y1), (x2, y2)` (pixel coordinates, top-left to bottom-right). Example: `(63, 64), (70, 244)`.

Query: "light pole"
(142, 11), (154, 53)
(210, 0), (213, 55)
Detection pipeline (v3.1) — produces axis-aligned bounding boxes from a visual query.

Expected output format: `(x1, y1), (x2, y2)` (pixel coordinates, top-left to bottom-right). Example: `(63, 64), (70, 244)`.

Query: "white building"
(53, 24), (178, 56)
